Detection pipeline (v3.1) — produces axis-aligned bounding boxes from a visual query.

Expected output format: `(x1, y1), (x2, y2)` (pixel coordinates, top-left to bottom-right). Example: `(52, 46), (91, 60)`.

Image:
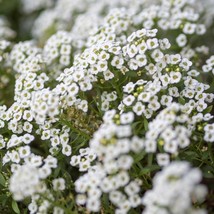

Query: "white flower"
(116, 125), (132, 138)
(97, 60), (108, 72)
(128, 58), (139, 70)
(53, 178), (65, 191)
(101, 100), (110, 111)
(10, 151), (20, 163)
(123, 95), (135, 106)
(168, 87), (179, 97)
(137, 40), (148, 54)
(103, 70), (114, 80)
(159, 38), (171, 50)
(76, 194), (87, 205)
(148, 100), (161, 111)
(38, 165), (51, 179)
(86, 198), (100, 212)
(67, 83), (79, 96)
(109, 191), (125, 206)
(133, 102), (145, 116)
(18, 146), (31, 158)
(160, 95), (173, 106)
(183, 23), (196, 34)
(196, 24), (206, 35)
(146, 38), (159, 49)
(160, 74), (170, 86)
(204, 123), (214, 142)
(70, 155), (81, 167)
(170, 71), (182, 83)
(124, 180), (140, 196)
(127, 44), (138, 58)
(136, 54), (147, 67)
(53, 207), (64, 214)
(78, 100), (88, 112)
(117, 155), (133, 170)
(180, 58), (192, 71)
(151, 49), (164, 62)
(120, 112), (134, 124)
(138, 92), (151, 102)
(156, 153), (170, 166)
(130, 136), (144, 152)
(60, 55), (70, 66)
(164, 140), (178, 154)
(22, 133), (35, 144)
(176, 34), (187, 47)
(111, 55), (124, 69)
(62, 144), (72, 156)
(44, 155), (57, 168)
(145, 63), (157, 75)
(145, 139), (157, 153)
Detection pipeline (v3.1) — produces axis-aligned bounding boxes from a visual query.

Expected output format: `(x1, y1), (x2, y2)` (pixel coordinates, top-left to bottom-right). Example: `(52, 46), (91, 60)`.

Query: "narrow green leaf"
(204, 105), (213, 114)
(139, 165), (160, 176)
(0, 173), (6, 187)
(143, 118), (148, 131)
(178, 97), (185, 105)
(133, 151), (146, 163)
(12, 200), (20, 214)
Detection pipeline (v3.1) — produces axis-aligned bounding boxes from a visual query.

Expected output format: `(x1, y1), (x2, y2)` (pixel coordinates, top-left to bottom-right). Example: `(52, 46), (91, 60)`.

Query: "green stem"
(148, 153), (154, 167)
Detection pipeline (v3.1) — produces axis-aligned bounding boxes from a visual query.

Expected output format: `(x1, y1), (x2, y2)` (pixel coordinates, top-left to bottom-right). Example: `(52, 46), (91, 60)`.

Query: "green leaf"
(133, 151), (146, 163)
(12, 200), (20, 214)
(182, 151), (199, 159)
(0, 194), (8, 205)
(178, 97), (185, 105)
(204, 105), (213, 114)
(0, 173), (6, 187)
(139, 165), (160, 176)
(143, 118), (148, 131)
(202, 165), (214, 178)
(102, 193), (109, 210)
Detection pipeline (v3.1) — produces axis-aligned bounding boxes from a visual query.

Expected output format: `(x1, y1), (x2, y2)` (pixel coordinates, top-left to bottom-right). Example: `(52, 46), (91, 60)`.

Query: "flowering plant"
(0, 0), (213, 213)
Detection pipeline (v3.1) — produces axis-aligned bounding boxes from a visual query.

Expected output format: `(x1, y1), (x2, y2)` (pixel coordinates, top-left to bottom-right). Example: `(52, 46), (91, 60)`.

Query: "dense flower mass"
(0, 0), (213, 213)
(142, 162), (207, 214)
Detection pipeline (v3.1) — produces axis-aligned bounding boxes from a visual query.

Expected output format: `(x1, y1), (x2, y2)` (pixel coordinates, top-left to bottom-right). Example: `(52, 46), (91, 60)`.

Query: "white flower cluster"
(70, 13), (102, 49)
(9, 155), (57, 201)
(198, 0), (214, 26)
(134, 0), (206, 37)
(145, 104), (191, 151)
(27, 175), (66, 214)
(0, 0), (213, 213)
(0, 40), (11, 90)
(75, 113), (144, 213)
(10, 164), (41, 201)
(56, 38), (124, 111)
(32, 0), (144, 44)
(142, 161), (207, 214)
(202, 55), (214, 75)
(0, 40), (10, 63)
(2, 133), (34, 165)
(10, 41), (42, 73)
(204, 123), (214, 142)
(44, 31), (73, 73)
(70, 147), (96, 171)
(144, 103), (213, 164)
(100, 91), (118, 112)
(31, 88), (60, 124)
(32, 0), (90, 39)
